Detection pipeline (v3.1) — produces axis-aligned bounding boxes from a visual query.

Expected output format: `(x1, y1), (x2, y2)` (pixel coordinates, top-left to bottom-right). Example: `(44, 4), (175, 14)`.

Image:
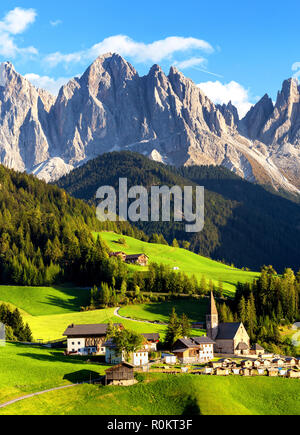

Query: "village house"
(104, 333), (159, 367)
(267, 368), (279, 377)
(142, 333), (160, 351)
(104, 338), (150, 366)
(125, 254), (149, 266)
(206, 292), (250, 355)
(250, 343), (265, 356)
(105, 362), (136, 386)
(109, 251), (127, 261)
(172, 336), (215, 364)
(285, 357), (297, 367)
(272, 358), (285, 367)
(215, 367), (229, 376)
(287, 369), (300, 378)
(108, 252), (149, 266)
(241, 360), (253, 369)
(63, 323), (123, 356)
(162, 353), (177, 364)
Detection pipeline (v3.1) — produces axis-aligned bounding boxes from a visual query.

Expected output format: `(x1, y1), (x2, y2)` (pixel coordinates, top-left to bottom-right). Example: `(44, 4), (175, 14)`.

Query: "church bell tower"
(206, 291), (219, 340)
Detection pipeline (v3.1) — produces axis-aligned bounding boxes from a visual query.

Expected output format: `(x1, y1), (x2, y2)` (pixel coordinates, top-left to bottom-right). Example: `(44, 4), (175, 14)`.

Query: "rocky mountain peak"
(0, 55), (300, 196)
(216, 101), (239, 128)
(240, 93), (274, 139)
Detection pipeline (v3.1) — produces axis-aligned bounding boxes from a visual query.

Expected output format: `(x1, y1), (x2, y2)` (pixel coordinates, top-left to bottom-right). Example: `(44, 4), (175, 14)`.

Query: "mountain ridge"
(0, 54), (300, 195)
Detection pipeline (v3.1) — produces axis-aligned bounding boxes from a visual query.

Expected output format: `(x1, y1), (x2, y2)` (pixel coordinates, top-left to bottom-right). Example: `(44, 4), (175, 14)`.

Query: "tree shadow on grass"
(18, 351), (105, 366)
(41, 286), (91, 313)
(129, 299), (208, 323)
(182, 395), (202, 415)
(63, 370), (103, 384)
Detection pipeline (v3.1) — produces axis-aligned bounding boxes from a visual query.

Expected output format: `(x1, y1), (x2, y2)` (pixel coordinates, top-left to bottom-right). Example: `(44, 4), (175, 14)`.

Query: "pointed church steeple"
(206, 292), (219, 340)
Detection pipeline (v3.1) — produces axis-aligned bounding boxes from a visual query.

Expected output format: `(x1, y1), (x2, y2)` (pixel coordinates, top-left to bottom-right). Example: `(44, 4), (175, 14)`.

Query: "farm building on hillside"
(63, 323), (123, 356)
(105, 362), (136, 386)
(172, 336), (215, 364)
(109, 252), (149, 266)
(206, 292), (250, 355)
(125, 254), (149, 266)
(109, 252), (127, 261)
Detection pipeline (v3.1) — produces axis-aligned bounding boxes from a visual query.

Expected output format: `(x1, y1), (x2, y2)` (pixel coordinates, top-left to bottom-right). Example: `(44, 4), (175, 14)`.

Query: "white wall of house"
(198, 344), (214, 362)
(133, 351), (149, 366)
(67, 338), (105, 356)
(105, 347), (149, 366)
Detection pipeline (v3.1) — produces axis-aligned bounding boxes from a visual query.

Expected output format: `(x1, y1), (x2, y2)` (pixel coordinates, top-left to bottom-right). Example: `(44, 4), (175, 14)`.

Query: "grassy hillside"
(56, 151), (300, 272)
(98, 231), (259, 294)
(0, 285), (205, 341)
(0, 343), (110, 404)
(1, 373), (299, 415)
(119, 300), (208, 324)
(0, 285), (90, 316)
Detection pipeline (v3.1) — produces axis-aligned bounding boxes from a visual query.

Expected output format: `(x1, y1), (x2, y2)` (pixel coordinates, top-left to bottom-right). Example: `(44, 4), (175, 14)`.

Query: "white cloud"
(0, 7), (37, 58)
(50, 20), (62, 27)
(45, 35), (214, 67)
(24, 73), (70, 95)
(197, 80), (255, 118)
(173, 57), (206, 70)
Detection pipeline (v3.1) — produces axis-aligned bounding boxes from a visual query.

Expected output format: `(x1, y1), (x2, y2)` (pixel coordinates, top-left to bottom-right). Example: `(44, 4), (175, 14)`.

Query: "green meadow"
(0, 343), (110, 404)
(119, 299), (208, 324)
(1, 373), (299, 415)
(97, 232), (259, 294)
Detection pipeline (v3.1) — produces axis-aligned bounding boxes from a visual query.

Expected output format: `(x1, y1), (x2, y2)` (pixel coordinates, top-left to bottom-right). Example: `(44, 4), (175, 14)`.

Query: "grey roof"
(251, 343), (264, 351)
(216, 323), (242, 340)
(126, 254), (149, 260)
(142, 333), (160, 341)
(173, 336), (215, 351)
(192, 336), (215, 345)
(63, 323), (122, 337)
(105, 362), (134, 372)
(236, 342), (249, 350)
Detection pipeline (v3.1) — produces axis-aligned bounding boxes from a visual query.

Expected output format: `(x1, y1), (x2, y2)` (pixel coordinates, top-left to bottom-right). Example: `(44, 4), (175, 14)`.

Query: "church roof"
(209, 291), (218, 316)
(216, 322), (242, 340)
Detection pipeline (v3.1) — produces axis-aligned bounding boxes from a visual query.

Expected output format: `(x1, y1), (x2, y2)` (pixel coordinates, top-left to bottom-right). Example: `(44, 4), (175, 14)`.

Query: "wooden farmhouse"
(125, 254), (149, 266)
(172, 336), (215, 364)
(109, 252), (149, 266)
(109, 252), (127, 261)
(63, 323), (123, 356)
(105, 362), (135, 386)
(206, 292), (251, 355)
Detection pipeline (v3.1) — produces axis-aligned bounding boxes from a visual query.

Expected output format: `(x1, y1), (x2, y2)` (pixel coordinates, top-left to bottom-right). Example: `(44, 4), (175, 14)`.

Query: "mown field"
(119, 299), (208, 324)
(0, 343), (110, 404)
(1, 372), (299, 415)
(98, 232), (259, 294)
(0, 285), (167, 341)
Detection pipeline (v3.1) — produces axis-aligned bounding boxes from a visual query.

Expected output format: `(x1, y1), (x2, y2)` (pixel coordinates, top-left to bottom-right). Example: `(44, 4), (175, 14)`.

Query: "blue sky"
(0, 0), (300, 116)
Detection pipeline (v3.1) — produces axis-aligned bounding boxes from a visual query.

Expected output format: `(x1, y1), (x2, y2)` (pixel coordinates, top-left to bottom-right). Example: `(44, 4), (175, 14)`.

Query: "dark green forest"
(0, 165), (131, 286)
(219, 266), (300, 355)
(56, 151), (300, 272)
